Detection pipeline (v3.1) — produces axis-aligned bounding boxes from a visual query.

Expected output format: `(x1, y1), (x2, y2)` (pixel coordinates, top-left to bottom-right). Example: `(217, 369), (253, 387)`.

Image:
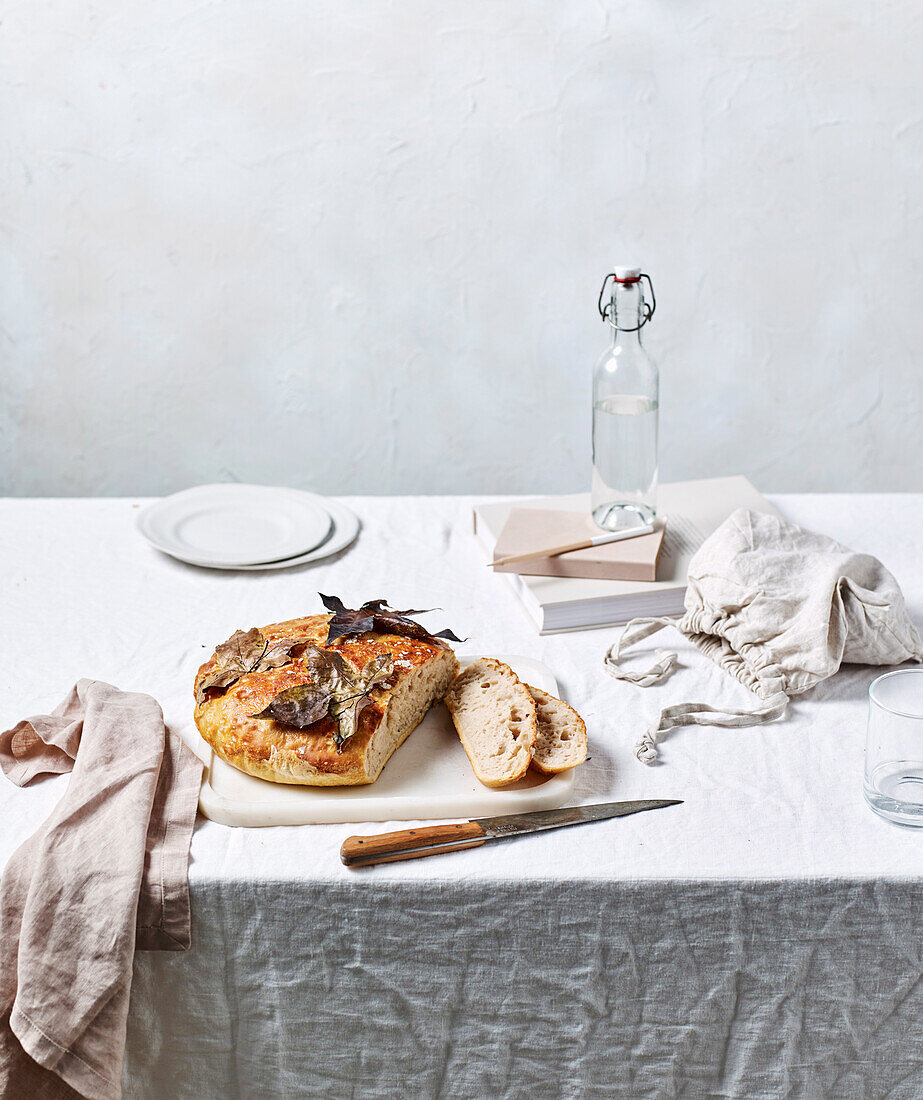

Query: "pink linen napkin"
(0, 680), (203, 1100)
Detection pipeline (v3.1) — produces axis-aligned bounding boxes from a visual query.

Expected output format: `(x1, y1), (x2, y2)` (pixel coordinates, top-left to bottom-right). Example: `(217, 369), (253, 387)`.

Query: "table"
(2, 494), (922, 1099)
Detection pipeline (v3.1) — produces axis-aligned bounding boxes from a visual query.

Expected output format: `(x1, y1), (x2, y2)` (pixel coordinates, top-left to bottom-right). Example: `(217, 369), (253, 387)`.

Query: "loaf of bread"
(194, 615), (459, 786)
(443, 657), (538, 787)
(527, 686), (588, 773)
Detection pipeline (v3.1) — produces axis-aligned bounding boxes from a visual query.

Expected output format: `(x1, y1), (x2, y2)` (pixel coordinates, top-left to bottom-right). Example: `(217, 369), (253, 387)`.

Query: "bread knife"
(340, 799), (682, 869)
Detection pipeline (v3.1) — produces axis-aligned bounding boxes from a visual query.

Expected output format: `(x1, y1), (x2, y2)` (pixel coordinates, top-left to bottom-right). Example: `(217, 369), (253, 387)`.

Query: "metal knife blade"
(339, 799), (683, 868)
(474, 798), (682, 842)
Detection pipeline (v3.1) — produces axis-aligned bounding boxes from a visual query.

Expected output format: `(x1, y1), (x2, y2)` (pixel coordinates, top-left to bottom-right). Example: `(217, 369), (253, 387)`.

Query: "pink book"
(490, 508), (664, 581)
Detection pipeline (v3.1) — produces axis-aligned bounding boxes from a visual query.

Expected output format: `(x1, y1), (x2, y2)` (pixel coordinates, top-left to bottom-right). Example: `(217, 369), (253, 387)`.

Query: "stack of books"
(474, 476), (779, 634)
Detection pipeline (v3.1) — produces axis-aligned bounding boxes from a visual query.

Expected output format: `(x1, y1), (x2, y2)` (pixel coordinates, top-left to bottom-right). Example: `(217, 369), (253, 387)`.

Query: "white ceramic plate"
(137, 484), (334, 566)
(209, 497), (360, 571)
(196, 655), (574, 826)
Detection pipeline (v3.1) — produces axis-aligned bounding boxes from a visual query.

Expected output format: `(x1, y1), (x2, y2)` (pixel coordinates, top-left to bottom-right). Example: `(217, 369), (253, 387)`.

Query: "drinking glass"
(864, 668), (923, 827)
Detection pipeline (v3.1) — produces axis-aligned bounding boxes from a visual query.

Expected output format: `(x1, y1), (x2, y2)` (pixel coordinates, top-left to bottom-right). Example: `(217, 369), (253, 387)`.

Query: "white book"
(474, 476), (780, 634)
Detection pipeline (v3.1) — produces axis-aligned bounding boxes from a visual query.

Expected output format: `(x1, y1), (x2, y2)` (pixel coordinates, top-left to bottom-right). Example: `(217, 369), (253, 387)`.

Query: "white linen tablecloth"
(1, 494), (921, 1099)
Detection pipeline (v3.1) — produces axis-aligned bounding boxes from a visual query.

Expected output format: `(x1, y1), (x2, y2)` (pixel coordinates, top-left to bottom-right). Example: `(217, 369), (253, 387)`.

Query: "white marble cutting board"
(197, 655), (574, 826)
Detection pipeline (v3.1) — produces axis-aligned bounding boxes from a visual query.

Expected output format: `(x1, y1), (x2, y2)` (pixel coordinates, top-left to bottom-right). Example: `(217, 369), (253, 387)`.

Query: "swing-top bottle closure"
(598, 268), (656, 332)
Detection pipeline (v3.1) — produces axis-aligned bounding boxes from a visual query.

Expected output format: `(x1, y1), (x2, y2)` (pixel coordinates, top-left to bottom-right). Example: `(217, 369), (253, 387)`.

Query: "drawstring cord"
(604, 617), (789, 764)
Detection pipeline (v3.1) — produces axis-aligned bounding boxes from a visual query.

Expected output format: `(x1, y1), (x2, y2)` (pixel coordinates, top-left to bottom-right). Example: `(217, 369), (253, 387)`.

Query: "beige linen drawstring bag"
(604, 508), (923, 764)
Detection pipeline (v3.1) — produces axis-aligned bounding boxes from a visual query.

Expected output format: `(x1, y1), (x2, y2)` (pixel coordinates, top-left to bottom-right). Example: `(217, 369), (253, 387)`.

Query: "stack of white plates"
(137, 485), (359, 570)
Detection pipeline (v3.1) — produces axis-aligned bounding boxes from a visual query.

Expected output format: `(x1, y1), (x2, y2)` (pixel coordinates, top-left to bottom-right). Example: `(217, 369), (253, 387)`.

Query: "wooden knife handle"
(340, 821), (487, 869)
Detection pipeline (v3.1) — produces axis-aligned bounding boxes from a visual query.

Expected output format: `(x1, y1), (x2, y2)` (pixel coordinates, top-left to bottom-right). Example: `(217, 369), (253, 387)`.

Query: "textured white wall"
(1, 1), (921, 496)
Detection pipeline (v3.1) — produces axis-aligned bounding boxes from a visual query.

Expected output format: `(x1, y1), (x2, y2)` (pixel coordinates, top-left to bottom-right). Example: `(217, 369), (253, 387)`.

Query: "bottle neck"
(609, 282), (645, 345)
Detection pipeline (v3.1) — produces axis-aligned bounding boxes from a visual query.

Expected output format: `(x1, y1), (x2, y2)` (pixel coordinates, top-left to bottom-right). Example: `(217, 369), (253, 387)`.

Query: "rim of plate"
(137, 484), (333, 566)
(209, 497), (360, 571)
(140, 492), (360, 571)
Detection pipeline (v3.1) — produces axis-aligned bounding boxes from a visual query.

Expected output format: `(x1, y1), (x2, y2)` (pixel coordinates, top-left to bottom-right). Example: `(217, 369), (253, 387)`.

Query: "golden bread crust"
(194, 614), (458, 785)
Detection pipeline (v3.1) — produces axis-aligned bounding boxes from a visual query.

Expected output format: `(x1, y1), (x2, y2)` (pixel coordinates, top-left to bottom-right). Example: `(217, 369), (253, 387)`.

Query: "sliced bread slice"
(444, 658), (538, 787)
(527, 686), (588, 774)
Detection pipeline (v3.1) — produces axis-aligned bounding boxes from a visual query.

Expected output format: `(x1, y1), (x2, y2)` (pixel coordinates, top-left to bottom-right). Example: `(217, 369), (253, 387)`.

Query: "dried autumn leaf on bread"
(319, 594), (464, 646)
(196, 628), (308, 704)
(252, 644), (395, 750)
(250, 682), (331, 729)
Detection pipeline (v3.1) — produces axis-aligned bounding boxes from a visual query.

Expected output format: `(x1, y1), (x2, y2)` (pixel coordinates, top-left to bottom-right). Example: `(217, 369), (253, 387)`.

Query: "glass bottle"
(591, 266), (659, 530)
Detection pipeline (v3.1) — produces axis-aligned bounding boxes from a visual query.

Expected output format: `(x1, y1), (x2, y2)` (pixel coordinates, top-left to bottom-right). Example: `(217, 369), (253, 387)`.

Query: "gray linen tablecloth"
(1, 494), (921, 1099)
